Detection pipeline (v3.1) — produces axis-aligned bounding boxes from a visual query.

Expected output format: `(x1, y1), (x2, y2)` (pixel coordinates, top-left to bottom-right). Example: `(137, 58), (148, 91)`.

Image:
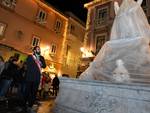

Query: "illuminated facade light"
(84, 0), (111, 8)
(80, 47), (94, 58)
(34, 0), (68, 21)
(48, 63), (56, 73)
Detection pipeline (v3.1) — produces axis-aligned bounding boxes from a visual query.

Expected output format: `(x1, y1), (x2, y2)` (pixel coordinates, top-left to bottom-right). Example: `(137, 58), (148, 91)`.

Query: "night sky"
(45, 0), (92, 23)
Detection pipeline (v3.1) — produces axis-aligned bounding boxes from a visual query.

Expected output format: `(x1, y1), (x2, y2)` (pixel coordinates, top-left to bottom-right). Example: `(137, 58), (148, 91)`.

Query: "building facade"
(62, 12), (85, 78)
(0, 0), (68, 76)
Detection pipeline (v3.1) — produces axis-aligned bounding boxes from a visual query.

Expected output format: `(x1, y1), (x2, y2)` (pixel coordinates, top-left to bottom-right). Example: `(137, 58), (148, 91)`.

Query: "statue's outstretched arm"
(114, 1), (120, 15)
(137, 0), (143, 5)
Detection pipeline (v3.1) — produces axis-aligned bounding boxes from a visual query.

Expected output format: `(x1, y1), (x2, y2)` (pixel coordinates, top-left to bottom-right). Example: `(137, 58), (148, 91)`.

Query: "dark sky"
(45, 0), (92, 22)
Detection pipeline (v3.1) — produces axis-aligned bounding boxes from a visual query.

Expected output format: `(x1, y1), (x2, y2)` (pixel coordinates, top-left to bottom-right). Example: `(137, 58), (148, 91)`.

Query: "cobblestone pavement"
(36, 97), (55, 113)
(0, 96), (56, 113)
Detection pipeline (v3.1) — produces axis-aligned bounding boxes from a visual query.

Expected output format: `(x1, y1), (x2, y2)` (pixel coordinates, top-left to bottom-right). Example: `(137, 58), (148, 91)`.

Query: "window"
(148, 16), (150, 24)
(98, 8), (108, 20)
(143, 7), (147, 15)
(0, 22), (7, 37)
(65, 45), (71, 66)
(95, 34), (106, 54)
(141, 0), (147, 15)
(31, 35), (40, 47)
(36, 9), (47, 24)
(54, 19), (62, 33)
(95, 7), (108, 26)
(135, 0), (147, 14)
(0, 0), (16, 9)
(50, 44), (57, 54)
(134, 0), (147, 6)
(70, 24), (75, 33)
(66, 45), (71, 56)
(141, 0), (147, 6)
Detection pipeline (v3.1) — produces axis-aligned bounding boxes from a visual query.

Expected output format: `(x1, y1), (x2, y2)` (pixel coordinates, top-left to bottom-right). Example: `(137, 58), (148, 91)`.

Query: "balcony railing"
(94, 18), (108, 28)
(0, 0), (16, 10)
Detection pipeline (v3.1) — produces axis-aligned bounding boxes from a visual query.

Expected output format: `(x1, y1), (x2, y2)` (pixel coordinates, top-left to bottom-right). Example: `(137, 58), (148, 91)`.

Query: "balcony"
(0, 0), (16, 10)
(35, 17), (47, 25)
(94, 18), (108, 28)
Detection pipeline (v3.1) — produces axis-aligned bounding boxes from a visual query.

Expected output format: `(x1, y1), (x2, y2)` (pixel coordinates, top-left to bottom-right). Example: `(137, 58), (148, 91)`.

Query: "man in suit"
(23, 46), (46, 111)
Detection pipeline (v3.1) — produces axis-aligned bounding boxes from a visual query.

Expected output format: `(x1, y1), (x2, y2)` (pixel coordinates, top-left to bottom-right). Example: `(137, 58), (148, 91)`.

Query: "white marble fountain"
(53, 0), (150, 112)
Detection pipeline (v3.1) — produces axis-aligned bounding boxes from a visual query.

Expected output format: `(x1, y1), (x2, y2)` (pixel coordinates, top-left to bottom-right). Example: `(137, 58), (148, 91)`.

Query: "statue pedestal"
(53, 77), (150, 113)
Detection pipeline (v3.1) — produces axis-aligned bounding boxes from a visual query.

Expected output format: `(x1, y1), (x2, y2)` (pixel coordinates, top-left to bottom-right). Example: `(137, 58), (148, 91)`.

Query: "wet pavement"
(0, 96), (56, 113)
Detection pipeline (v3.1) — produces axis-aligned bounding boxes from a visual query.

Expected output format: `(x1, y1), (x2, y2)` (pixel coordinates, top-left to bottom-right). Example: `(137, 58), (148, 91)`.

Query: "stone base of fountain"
(53, 77), (150, 113)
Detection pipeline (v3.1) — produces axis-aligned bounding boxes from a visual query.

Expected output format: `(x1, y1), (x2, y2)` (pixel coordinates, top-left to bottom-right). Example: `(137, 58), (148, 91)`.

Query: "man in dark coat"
(23, 46), (46, 110)
(52, 74), (60, 96)
(0, 55), (20, 100)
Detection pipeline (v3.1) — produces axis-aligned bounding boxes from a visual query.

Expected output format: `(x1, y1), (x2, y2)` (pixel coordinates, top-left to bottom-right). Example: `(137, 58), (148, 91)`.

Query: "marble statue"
(80, 0), (150, 83)
(111, 0), (150, 40)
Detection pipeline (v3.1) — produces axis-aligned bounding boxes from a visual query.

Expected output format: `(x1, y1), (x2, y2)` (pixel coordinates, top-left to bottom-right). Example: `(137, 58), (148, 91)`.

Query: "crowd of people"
(0, 46), (60, 113)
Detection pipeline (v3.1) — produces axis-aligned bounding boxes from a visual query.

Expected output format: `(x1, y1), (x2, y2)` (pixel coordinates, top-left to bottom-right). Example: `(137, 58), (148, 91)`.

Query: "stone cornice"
(84, 0), (112, 9)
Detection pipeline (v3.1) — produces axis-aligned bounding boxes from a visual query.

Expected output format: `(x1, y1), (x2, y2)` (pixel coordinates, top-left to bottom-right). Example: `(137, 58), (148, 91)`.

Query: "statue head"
(116, 59), (124, 66)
